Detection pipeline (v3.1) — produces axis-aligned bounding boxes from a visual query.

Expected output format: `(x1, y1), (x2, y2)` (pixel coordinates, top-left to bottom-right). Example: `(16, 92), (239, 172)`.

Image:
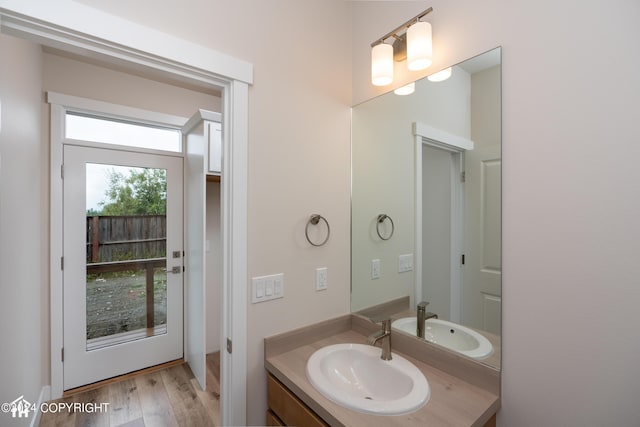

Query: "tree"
(98, 168), (167, 215)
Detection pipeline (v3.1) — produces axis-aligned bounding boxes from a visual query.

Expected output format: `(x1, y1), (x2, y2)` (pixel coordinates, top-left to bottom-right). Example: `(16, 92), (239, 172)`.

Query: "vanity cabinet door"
(483, 413), (497, 427)
(267, 374), (328, 427)
(266, 409), (284, 426)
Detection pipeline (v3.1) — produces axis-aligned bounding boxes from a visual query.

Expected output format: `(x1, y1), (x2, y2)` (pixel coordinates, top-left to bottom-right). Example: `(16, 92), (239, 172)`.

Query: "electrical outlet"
(315, 267), (328, 291)
(371, 259), (381, 279)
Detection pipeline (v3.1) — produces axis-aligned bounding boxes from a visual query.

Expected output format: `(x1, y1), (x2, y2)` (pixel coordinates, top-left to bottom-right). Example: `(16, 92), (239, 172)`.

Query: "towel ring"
(376, 214), (394, 240)
(305, 214), (330, 247)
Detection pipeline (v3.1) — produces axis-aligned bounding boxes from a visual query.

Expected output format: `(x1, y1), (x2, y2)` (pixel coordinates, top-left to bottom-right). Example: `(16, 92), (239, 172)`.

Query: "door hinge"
(61, 164), (64, 179)
(61, 256), (64, 270)
(61, 348), (64, 362)
(461, 171), (466, 183)
(461, 254), (466, 265)
(226, 338), (232, 354)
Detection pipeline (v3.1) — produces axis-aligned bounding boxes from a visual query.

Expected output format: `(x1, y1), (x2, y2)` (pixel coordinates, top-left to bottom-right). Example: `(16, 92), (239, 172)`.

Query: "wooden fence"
(86, 215), (166, 263)
(86, 215), (167, 331)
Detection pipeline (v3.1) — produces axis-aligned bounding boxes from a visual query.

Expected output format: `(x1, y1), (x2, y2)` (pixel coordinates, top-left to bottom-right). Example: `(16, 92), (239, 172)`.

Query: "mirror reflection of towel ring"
(376, 214), (394, 240)
(305, 214), (330, 247)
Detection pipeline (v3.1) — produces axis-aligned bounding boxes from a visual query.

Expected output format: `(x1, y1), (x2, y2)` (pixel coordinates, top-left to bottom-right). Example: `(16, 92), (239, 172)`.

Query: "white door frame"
(0, 4), (251, 425)
(413, 122), (473, 322)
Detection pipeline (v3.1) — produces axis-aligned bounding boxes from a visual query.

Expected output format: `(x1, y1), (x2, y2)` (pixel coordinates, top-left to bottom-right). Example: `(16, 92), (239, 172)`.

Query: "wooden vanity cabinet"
(267, 374), (328, 427)
(484, 414), (497, 427)
(266, 372), (496, 427)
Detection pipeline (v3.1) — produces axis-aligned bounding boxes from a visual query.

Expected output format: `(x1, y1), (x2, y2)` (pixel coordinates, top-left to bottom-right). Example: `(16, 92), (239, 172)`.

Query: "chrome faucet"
(417, 301), (438, 339)
(367, 318), (392, 360)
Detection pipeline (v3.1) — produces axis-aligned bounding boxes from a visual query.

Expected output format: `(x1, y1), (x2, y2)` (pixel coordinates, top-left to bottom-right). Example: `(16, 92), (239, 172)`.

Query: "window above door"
(66, 112), (182, 152)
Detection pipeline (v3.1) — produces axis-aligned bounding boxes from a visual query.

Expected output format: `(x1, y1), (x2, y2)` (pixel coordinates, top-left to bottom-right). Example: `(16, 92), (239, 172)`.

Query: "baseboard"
(206, 345), (221, 354)
(30, 385), (50, 427)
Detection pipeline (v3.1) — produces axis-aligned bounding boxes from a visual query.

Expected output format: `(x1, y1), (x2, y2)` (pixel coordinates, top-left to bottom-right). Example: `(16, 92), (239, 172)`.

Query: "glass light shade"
(371, 43), (394, 86)
(393, 82), (415, 96)
(407, 21), (432, 71)
(427, 67), (452, 82)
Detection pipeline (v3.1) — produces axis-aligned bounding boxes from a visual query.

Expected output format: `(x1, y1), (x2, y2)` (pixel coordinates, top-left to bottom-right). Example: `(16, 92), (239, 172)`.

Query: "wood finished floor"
(40, 353), (220, 427)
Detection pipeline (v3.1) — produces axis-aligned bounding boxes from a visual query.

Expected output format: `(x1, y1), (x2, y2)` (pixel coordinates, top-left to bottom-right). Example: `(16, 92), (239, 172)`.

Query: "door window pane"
(86, 164), (168, 349)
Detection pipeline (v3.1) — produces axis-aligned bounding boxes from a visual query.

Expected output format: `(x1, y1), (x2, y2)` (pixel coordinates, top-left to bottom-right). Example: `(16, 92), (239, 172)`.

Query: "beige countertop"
(265, 315), (500, 427)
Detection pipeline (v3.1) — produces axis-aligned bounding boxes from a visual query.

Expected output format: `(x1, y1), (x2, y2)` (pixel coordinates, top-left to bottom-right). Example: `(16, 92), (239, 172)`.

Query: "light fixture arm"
(370, 7), (433, 47)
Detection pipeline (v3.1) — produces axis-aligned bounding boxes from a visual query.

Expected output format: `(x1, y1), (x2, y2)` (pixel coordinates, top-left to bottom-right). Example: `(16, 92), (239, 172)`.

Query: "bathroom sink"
(306, 343), (430, 415)
(392, 317), (493, 360)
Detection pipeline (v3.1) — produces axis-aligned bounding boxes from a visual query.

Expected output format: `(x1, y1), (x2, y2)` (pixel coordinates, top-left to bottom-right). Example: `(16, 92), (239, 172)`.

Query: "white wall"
(0, 34), (44, 427)
(353, 1), (640, 425)
(42, 52), (221, 117)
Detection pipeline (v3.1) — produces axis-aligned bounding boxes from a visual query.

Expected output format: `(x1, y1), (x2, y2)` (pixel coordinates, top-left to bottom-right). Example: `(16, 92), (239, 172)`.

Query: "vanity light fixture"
(407, 20), (432, 71)
(371, 42), (394, 86)
(394, 82), (415, 96)
(427, 67), (452, 82)
(370, 7), (433, 87)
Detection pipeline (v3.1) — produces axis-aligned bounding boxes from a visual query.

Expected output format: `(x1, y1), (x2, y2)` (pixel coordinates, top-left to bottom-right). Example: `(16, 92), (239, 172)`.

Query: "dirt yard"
(86, 269), (167, 339)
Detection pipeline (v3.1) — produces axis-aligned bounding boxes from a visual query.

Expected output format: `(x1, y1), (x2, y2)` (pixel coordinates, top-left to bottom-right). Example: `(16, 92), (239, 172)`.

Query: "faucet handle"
(417, 301), (429, 312)
(370, 316), (392, 331)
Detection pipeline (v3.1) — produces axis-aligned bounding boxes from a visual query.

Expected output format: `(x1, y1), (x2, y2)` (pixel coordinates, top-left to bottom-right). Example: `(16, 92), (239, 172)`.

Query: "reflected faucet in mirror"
(416, 301), (438, 339)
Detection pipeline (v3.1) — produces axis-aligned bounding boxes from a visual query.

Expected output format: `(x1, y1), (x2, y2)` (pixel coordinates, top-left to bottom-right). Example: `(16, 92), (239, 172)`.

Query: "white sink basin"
(306, 343), (430, 415)
(392, 317), (493, 360)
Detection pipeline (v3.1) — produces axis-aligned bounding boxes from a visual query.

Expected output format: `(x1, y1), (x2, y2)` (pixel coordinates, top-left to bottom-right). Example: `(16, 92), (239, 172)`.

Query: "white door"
(421, 145), (454, 320)
(63, 145), (184, 390)
(462, 144), (502, 334)
(183, 114), (208, 391)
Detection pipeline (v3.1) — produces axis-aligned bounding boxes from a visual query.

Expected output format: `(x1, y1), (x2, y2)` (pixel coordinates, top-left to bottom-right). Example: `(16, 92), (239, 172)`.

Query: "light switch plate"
(251, 273), (284, 303)
(398, 253), (414, 273)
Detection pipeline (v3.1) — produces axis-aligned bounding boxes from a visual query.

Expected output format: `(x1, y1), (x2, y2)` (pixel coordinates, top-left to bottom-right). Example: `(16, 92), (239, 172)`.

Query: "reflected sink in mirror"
(392, 317), (493, 360)
(306, 343), (430, 415)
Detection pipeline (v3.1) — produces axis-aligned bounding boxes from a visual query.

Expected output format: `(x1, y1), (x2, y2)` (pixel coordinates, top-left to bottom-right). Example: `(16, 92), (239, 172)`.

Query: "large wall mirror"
(351, 47), (502, 370)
